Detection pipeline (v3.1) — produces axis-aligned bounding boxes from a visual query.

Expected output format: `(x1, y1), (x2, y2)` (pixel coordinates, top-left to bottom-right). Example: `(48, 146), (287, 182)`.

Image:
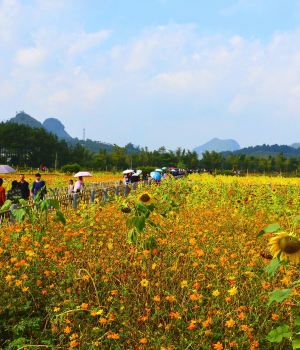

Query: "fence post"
(73, 193), (78, 209)
(10, 204), (17, 224)
(132, 183), (135, 192)
(53, 188), (57, 196)
(268, 183), (271, 189)
(115, 185), (119, 196)
(125, 184), (128, 197)
(90, 190), (95, 204)
(104, 188), (108, 202)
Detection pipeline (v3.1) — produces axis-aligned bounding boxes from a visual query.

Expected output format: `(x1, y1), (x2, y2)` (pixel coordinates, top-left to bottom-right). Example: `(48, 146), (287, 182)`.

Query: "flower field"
(1, 172), (122, 191)
(0, 174), (300, 349)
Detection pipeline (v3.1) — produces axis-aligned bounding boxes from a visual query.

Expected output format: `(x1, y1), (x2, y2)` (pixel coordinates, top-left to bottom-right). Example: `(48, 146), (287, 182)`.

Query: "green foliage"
(266, 324), (292, 342)
(216, 170), (234, 176)
(61, 163), (81, 174)
(263, 258), (289, 278)
(138, 166), (156, 174)
(268, 289), (292, 306)
(256, 223), (281, 238)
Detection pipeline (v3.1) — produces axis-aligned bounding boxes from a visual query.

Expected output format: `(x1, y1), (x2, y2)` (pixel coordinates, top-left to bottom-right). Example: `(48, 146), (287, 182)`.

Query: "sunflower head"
(269, 232), (300, 263)
(193, 185), (199, 191)
(236, 199), (242, 205)
(137, 192), (153, 205)
(272, 188), (277, 194)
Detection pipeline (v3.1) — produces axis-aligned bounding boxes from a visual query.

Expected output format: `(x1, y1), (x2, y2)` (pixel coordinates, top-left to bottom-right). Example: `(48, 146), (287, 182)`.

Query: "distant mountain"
(43, 118), (72, 140)
(193, 138), (240, 155)
(290, 143), (300, 149)
(9, 112), (140, 154)
(10, 111), (43, 129)
(221, 144), (300, 158)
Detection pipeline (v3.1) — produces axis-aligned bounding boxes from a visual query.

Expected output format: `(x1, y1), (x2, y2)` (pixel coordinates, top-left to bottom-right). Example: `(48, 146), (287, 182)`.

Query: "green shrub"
(137, 166), (156, 175)
(61, 163), (81, 174)
(216, 170), (235, 176)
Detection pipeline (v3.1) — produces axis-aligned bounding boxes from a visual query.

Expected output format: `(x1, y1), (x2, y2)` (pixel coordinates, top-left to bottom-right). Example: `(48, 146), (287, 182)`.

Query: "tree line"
(1, 121), (299, 172)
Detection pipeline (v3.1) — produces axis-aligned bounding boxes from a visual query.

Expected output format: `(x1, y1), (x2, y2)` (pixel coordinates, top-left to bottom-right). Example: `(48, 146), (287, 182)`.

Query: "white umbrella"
(137, 170), (142, 174)
(123, 170), (134, 174)
(0, 165), (16, 174)
(74, 171), (92, 177)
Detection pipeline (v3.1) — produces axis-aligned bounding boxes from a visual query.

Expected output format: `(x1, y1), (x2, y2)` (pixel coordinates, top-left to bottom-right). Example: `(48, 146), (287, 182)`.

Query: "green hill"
(43, 118), (72, 140)
(10, 111), (43, 128)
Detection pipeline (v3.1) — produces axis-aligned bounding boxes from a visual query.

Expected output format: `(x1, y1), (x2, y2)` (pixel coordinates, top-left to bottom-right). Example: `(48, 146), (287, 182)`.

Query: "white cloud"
(14, 46), (47, 66)
(229, 94), (254, 113)
(0, 0), (20, 43)
(220, 0), (262, 16)
(68, 30), (113, 55)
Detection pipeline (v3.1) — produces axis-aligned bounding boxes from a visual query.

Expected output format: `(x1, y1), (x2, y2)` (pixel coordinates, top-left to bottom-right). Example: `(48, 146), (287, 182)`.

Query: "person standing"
(68, 180), (75, 194)
(18, 174), (30, 200)
(0, 178), (6, 208)
(74, 176), (85, 193)
(6, 180), (22, 204)
(31, 173), (47, 199)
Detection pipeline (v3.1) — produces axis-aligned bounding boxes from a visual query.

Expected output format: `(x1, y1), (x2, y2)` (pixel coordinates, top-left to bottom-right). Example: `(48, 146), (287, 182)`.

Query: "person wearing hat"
(31, 173), (47, 199)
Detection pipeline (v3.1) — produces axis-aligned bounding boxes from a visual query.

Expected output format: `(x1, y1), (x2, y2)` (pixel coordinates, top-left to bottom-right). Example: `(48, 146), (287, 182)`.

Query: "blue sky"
(1, 0), (300, 150)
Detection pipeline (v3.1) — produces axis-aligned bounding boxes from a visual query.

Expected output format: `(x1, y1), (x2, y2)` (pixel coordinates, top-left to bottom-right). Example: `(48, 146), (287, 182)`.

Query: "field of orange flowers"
(1, 172), (122, 191)
(0, 174), (299, 349)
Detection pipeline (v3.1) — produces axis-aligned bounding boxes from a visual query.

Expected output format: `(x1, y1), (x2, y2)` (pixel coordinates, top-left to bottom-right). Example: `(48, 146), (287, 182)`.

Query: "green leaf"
(295, 316), (300, 326)
(19, 198), (26, 207)
(257, 223), (281, 238)
(268, 289), (292, 306)
(1, 200), (12, 212)
(147, 203), (156, 212)
(264, 258), (289, 278)
(51, 199), (59, 210)
(145, 236), (157, 249)
(12, 208), (26, 223)
(293, 335), (300, 349)
(144, 210), (151, 219)
(126, 218), (133, 228)
(39, 200), (48, 213)
(56, 210), (66, 225)
(135, 201), (148, 213)
(266, 324), (292, 343)
(127, 229), (137, 244)
(133, 216), (146, 232)
(295, 217), (300, 222)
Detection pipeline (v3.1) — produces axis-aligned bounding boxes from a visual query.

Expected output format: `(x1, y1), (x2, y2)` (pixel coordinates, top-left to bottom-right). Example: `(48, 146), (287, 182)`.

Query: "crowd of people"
(0, 173), (47, 208)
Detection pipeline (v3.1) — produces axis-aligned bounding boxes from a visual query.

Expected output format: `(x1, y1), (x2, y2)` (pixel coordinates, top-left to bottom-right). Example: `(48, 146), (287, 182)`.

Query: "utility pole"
(83, 128), (85, 141)
(55, 153), (58, 172)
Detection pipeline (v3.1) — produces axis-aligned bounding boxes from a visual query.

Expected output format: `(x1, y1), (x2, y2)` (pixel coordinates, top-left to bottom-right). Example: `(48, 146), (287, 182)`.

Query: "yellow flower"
(212, 289), (220, 297)
(269, 232), (300, 263)
(181, 280), (188, 288)
(228, 286), (238, 296)
(137, 192), (153, 205)
(141, 279), (149, 287)
(151, 263), (156, 270)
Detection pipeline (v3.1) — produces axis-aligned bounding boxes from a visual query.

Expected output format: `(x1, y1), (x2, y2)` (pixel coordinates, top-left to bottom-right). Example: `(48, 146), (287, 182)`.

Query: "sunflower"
(137, 192), (153, 205)
(272, 188), (277, 194)
(217, 188), (221, 193)
(193, 185), (199, 191)
(269, 232), (300, 263)
(236, 199), (242, 205)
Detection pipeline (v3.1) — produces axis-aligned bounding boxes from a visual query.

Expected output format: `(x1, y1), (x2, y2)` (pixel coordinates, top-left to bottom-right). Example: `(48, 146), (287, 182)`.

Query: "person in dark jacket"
(18, 174), (30, 200)
(6, 180), (22, 204)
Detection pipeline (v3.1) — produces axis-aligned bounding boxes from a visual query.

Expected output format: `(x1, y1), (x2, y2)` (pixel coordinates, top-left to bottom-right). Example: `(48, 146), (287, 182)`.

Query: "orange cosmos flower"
(225, 318), (235, 328)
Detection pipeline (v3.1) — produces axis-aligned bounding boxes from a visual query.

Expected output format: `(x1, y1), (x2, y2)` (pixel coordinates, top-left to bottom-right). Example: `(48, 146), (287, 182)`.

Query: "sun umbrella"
(162, 167), (167, 170)
(74, 171), (92, 177)
(137, 170), (142, 174)
(0, 165), (16, 174)
(150, 171), (162, 180)
(170, 167), (175, 169)
(123, 169), (134, 174)
(171, 169), (176, 172)
(155, 169), (163, 172)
